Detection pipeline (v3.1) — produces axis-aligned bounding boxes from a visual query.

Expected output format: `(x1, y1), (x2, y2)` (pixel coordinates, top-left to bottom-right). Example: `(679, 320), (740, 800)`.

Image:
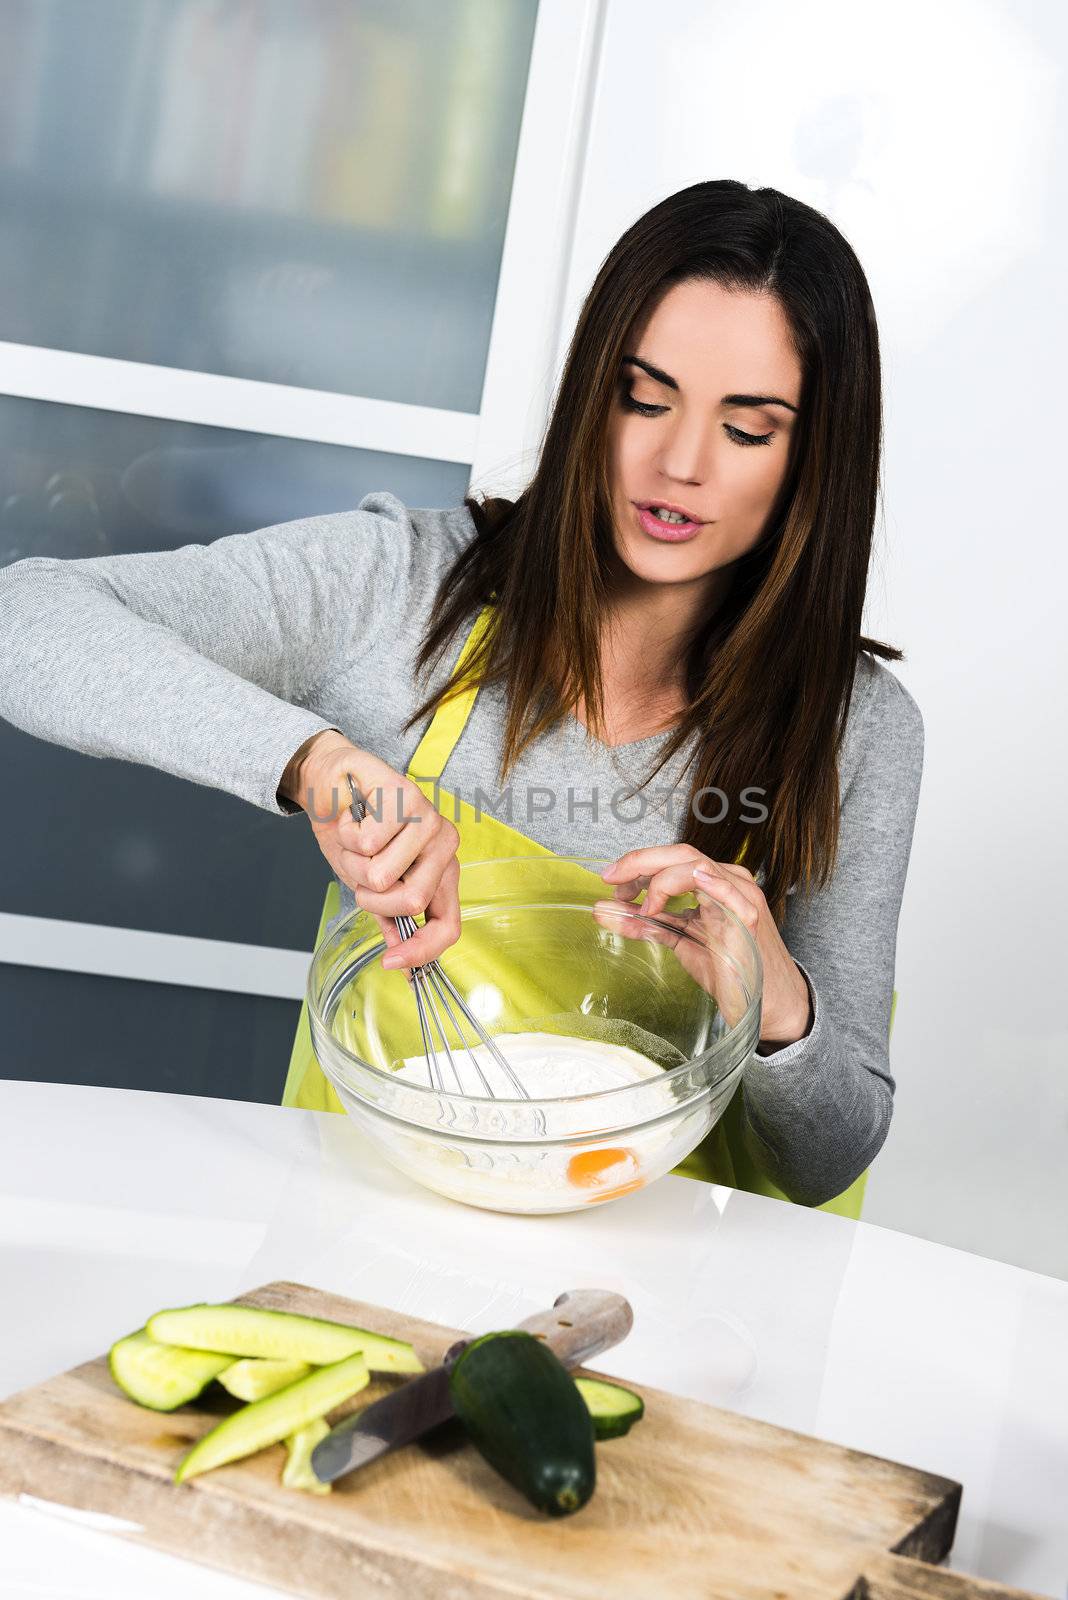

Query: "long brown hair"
(406, 180), (902, 921)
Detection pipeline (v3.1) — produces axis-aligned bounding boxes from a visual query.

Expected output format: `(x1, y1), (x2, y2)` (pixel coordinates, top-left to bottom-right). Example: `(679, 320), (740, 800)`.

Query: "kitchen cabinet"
(0, 0), (598, 1098)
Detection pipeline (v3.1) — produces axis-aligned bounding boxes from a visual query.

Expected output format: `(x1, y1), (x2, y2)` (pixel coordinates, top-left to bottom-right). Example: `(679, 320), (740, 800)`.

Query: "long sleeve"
(738, 658), (925, 1206)
(0, 494), (414, 816)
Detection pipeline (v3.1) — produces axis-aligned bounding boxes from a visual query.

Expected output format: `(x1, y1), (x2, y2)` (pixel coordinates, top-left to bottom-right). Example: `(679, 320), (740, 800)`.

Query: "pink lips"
(633, 503), (702, 542)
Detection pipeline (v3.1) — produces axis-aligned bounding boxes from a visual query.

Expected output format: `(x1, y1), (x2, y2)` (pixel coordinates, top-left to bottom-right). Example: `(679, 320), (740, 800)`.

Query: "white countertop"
(0, 1080), (1065, 1599)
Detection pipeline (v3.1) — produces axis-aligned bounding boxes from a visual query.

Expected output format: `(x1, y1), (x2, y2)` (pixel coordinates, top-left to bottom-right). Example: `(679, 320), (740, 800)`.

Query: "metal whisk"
(346, 775), (530, 1100)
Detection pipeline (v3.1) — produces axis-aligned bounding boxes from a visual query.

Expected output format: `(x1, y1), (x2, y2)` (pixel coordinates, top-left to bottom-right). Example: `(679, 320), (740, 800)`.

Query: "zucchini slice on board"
(108, 1331), (232, 1411)
(175, 1352), (370, 1482)
(283, 1418), (332, 1495)
(217, 1358), (312, 1401)
(574, 1376), (645, 1439)
(147, 1303), (422, 1373)
(448, 1330), (596, 1517)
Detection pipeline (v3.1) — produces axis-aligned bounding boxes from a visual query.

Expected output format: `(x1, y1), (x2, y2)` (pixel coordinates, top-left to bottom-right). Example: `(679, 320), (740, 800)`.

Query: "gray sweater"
(0, 490), (924, 1205)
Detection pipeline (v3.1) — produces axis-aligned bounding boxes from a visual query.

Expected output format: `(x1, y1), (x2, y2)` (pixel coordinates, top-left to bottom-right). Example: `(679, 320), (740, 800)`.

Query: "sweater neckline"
(567, 710), (683, 754)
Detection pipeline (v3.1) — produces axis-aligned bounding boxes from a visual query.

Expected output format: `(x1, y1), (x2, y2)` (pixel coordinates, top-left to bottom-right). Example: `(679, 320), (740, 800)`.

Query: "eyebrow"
(621, 354), (799, 414)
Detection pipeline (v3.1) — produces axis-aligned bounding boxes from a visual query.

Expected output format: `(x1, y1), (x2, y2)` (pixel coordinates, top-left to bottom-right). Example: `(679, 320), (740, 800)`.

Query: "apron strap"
(406, 603), (496, 784)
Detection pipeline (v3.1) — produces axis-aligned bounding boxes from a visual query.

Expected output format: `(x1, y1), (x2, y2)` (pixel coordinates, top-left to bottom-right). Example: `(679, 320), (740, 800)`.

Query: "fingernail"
(381, 954), (401, 969)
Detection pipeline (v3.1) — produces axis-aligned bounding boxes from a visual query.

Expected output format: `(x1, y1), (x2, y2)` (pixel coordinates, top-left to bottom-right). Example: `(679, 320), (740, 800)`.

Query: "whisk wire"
(414, 955), (490, 1095)
(346, 774), (528, 1101)
(408, 950), (469, 1095)
(425, 962), (530, 1097)
(407, 963), (445, 1090)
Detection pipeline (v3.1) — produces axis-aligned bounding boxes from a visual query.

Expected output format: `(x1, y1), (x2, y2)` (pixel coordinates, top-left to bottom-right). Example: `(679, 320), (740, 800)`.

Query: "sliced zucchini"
(108, 1330), (232, 1411)
(217, 1357), (312, 1401)
(448, 1330), (596, 1517)
(147, 1303), (422, 1373)
(574, 1376), (645, 1439)
(175, 1351), (369, 1482)
(282, 1418), (332, 1495)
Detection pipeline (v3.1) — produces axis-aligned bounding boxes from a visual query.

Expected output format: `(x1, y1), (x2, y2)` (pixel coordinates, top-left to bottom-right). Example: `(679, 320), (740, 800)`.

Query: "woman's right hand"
(280, 730), (461, 970)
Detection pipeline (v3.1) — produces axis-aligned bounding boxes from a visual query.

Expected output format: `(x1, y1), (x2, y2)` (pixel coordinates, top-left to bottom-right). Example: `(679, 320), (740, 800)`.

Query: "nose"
(654, 412), (715, 488)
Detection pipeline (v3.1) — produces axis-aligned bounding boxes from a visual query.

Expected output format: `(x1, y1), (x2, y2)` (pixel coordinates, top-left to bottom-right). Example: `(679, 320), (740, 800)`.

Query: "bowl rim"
(316, 1051), (746, 1147)
(306, 852), (764, 1107)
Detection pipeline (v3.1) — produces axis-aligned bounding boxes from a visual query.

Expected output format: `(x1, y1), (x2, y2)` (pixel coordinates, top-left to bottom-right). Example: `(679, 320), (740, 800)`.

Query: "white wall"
(553, 0), (1067, 1278)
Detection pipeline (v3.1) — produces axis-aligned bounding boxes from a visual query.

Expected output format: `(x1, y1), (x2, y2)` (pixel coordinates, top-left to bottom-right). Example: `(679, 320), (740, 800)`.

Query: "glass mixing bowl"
(307, 855), (762, 1214)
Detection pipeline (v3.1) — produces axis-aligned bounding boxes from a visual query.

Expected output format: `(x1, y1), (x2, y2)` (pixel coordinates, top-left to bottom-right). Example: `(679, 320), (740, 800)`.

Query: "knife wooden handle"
(515, 1289), (633, 1368)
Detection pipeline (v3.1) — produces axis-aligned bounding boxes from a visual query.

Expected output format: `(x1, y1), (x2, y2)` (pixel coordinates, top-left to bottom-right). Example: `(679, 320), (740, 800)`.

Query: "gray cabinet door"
(0, 0), (542, 1102)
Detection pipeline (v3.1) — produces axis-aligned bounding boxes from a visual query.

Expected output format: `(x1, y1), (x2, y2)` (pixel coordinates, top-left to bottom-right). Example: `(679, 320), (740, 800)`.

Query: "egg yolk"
(567, 1146), (644, 1201)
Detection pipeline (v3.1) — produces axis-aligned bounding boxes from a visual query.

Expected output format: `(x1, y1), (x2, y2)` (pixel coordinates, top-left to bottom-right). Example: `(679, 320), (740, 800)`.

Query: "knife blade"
(310, 1288), (633, 1485)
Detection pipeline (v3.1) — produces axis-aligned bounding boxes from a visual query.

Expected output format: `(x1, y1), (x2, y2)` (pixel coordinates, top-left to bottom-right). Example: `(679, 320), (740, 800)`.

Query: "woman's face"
(607, 279), (803, 593)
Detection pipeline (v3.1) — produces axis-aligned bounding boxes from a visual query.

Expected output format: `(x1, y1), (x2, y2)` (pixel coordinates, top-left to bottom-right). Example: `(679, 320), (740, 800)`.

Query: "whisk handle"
(512, 1289), (633, 1369)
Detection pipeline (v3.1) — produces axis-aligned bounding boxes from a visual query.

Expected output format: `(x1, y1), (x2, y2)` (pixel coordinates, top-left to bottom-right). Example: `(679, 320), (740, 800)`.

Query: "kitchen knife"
(310, 1288), (633, 1485)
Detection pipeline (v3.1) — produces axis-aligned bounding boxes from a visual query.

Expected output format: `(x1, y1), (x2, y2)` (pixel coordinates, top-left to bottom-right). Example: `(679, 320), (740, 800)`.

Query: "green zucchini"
(108, 1330), (232, 1411)
(175, 1351), (369, 1482)
(147, 1303), (422, 1373)
(574, 1376), (645, 1439)
(448, 1330), (596, 1517)
(217, 1357), (312, 1401)
(282, 1418), (332, 1494)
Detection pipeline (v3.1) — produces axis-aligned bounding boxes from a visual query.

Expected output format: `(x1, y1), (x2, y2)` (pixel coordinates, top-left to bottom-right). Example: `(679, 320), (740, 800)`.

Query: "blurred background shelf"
(0, 168), (504, 409)
(0, 0), (539, 411)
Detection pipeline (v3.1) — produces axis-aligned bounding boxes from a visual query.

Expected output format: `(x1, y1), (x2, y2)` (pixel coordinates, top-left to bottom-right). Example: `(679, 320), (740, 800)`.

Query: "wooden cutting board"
(0, 1280), (1038, 1600)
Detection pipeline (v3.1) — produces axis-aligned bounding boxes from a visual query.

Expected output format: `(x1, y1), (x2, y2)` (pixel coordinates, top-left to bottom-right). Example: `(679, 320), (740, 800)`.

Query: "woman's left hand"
(596, 845), (813, 1052)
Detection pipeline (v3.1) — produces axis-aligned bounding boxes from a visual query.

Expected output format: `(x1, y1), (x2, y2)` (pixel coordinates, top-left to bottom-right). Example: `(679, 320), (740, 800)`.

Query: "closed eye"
(620, 391), (775, 447)
(725, 422), (774, 447)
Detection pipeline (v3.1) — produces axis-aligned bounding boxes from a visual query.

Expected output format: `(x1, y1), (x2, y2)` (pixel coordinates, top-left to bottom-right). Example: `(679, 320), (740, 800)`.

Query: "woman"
(0, 180), (923, 1212)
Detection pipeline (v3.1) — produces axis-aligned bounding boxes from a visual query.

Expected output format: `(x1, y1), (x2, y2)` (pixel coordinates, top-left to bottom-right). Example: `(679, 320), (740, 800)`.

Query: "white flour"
(391, 1030), (665, 1099)
(375, 1031), (696, 1211)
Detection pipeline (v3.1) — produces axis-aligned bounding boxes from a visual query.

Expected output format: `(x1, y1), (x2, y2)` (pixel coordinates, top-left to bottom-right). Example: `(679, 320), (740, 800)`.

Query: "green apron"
(282, 604), (885, 1219)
